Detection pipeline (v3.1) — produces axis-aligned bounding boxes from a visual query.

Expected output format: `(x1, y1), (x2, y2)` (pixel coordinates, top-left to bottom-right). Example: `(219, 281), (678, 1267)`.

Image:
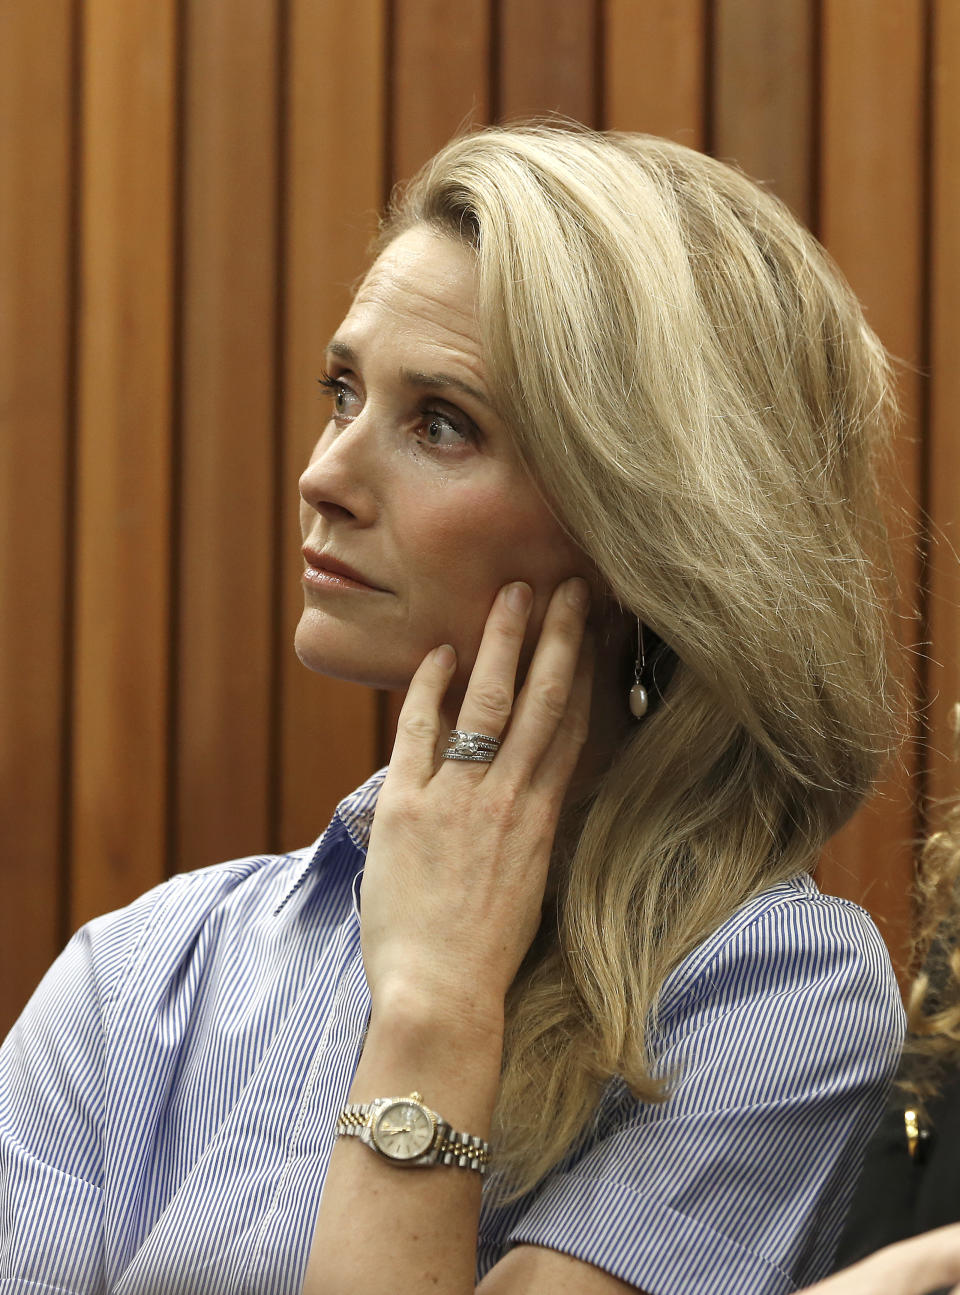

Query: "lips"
(301, 546), (384, 591)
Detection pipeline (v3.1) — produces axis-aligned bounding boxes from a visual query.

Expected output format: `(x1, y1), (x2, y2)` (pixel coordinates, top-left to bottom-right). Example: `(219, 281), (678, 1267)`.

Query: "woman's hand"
(802, 1224), (960, 1295)
(359, 576), (593, 1035)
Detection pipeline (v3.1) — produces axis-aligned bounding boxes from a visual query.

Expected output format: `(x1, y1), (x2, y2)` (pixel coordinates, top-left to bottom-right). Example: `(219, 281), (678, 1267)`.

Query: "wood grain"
(392, 0), (490, 182)
(713, 0), (816, 222)
(927, 0), (960, 815)
(0, 0), (74, 1031)
(498, 0), (599, 125)
(604, 0), (705, 144)
(174, 0), (280, 873)
(70, 0), (178, 926)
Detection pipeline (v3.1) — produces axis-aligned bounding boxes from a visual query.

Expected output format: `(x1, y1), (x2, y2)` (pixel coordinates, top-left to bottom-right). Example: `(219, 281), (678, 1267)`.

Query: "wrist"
(352, 979), (505, 1135)
(369, 972), (506, 1049)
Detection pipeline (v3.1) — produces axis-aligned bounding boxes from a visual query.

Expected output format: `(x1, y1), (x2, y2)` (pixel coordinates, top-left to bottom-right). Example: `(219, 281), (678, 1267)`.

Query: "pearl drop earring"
(629, 617), (649, 719)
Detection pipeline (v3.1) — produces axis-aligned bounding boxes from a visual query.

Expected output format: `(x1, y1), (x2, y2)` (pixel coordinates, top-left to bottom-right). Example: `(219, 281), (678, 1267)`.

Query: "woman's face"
(296, 224), (595, 705)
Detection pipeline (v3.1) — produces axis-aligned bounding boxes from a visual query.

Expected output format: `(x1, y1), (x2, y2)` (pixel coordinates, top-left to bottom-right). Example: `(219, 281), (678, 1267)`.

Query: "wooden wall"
(2, 0), (957, 1033)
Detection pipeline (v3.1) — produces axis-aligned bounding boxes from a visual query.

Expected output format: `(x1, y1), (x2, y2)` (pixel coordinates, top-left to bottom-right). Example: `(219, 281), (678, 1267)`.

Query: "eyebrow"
(325, 339), (492, 410)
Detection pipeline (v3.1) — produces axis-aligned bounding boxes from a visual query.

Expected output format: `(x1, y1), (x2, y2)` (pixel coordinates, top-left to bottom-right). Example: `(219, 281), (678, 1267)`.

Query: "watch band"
(336, 1092), (491, 1174)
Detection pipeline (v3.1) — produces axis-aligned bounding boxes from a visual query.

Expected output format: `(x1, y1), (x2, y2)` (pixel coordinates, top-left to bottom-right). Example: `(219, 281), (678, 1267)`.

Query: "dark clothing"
(836, 1070), (960, 1268)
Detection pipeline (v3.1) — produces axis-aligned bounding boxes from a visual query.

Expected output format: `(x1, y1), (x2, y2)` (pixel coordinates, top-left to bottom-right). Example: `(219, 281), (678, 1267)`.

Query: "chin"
(294, 613), (417, 693)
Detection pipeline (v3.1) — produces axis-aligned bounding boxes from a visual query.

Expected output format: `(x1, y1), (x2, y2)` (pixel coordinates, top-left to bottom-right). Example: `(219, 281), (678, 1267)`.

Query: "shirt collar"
(335, 765), (387, 853)
(274, 766), (387, 915)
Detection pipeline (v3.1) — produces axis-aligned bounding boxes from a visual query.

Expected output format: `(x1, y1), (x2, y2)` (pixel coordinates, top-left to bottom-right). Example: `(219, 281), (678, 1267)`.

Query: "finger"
(450, 581), (533, 747)
(388, 643), (458, 786)
(492, 577), (590, 780)
(529, 628), (594, 798)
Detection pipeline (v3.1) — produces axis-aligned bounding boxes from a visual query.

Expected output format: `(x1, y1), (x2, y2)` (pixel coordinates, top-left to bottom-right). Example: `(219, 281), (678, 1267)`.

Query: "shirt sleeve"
(0, 888), (165, 1293)
(494, 891), (905, 1295)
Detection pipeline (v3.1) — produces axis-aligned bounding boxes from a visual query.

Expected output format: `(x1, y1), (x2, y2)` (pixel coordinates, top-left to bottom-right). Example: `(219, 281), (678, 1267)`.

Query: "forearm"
(801, 1224), (960, 1295)
(304, 579), (591, 1294)
(302, 982), (504, 1295)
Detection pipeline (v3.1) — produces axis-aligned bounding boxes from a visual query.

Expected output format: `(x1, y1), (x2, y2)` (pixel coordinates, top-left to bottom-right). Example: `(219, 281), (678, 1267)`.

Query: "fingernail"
(505, 582), (532, 614)
(433, 644), (456, 669)
(565, 578), (590, 611)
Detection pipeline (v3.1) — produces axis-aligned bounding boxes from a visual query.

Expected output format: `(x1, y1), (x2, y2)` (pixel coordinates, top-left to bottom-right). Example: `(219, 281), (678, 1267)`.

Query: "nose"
(298, 419), (379, 527)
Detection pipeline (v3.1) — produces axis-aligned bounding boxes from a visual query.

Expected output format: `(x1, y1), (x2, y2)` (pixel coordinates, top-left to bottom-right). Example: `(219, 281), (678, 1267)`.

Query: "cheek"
(409, 487), (541, 586)
(408, 487), (586, 636)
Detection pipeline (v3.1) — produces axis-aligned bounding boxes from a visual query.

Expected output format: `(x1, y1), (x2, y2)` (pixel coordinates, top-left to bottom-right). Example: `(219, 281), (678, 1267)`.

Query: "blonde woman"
(1, 126), (905, 1293)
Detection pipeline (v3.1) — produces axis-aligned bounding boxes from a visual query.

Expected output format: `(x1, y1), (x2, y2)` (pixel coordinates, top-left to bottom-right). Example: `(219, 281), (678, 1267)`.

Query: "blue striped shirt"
(0, 769), (904, 1293)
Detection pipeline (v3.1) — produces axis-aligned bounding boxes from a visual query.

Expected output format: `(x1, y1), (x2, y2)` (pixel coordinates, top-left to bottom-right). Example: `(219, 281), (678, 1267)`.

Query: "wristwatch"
(335, 1091), (490, 1174)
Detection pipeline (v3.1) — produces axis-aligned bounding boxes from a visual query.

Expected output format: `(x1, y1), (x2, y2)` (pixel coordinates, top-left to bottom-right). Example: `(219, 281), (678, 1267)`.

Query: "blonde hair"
(900, 706), (960, 1112)
(383, 123), (901, 1195)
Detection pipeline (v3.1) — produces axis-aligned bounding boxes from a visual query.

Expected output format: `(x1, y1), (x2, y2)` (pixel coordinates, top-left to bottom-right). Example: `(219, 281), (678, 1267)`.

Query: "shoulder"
(631, 875), (905, 1136)
(73, 763), (387, 996)
(480, 879), (904, 1292)
(655, 873), (902, 1045)
(48, 840), (326, 1026)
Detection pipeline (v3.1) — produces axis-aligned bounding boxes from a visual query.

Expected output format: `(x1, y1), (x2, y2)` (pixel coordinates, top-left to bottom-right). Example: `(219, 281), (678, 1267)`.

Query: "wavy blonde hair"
(900, 706), (960, 1111)
(382, 123), (901, 1196)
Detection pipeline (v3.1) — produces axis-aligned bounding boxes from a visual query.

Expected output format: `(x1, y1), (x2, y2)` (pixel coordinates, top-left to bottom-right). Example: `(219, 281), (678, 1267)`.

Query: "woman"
(836, 712), (960, 1267)
(0, 125), (906, 1293)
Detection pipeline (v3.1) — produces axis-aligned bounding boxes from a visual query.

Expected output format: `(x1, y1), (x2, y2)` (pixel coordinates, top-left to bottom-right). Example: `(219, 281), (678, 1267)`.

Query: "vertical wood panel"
(713, 0), (816, 223)
(817, 0), (926, 968)
(604, 0), (705, 144)
(0, 0), (74, 1030)
(71, 0), (178, 925)
(277, 0), (386, 851)
(927, 0), (960, 812)
(498, 0), (599, 124)
(174, 0), (280, 872)
(392, 0), (490, 182)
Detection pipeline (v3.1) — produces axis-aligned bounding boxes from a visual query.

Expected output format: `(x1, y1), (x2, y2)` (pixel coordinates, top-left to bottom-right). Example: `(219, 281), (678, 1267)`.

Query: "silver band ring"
(442, 729), (501, 763)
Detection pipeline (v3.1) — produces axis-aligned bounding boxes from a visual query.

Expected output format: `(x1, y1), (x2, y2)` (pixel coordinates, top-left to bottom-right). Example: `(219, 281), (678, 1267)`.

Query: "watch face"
(371, 1099), (437, 1162)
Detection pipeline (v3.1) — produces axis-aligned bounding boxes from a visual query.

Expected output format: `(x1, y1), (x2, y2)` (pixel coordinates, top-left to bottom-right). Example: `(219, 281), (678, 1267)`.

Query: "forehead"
(339, 227), (485, 379)
(358, 225), (477, 313)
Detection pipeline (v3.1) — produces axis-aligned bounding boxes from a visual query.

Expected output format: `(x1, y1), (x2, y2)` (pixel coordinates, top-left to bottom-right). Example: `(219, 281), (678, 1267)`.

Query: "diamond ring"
(441, 729), (502, 763)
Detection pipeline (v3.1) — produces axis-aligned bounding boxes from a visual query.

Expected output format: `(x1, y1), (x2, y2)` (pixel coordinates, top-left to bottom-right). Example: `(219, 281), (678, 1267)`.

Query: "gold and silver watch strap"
(336, 1092), (491, 1174)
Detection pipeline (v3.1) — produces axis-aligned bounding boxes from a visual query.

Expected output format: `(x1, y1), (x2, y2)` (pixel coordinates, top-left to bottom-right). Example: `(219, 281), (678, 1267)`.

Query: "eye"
(419, 411), (471, 449)
(318, 371), (360, 420)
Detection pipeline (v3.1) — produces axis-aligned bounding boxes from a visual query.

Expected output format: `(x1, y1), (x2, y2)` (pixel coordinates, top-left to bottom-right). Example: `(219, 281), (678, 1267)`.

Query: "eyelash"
(316, 371), (474, 450)
(317, 371), (349, 406)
